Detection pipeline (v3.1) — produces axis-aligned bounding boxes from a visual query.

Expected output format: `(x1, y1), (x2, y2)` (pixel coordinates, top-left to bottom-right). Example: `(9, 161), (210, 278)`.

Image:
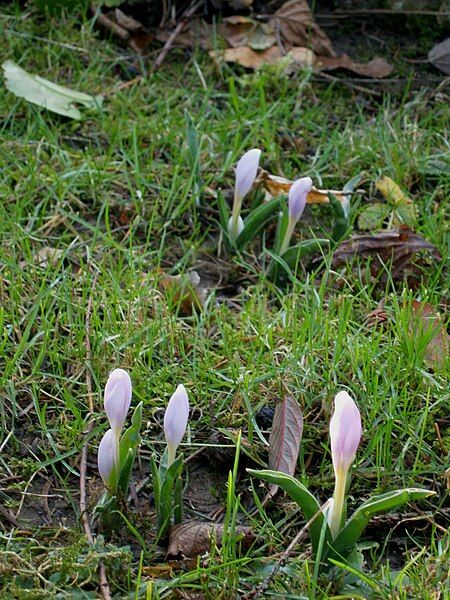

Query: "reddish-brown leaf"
(269, 0), (336, 57)
(269, 396), (303, 476)
(332, 226), (442, 287)
(317, 54), (393, 78)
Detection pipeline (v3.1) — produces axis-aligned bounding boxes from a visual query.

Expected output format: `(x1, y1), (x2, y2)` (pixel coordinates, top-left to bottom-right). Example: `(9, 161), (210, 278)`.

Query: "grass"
(1, 3), (449, 599)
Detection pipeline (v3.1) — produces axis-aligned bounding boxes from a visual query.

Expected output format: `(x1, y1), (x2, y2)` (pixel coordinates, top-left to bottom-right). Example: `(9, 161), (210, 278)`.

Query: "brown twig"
(241, 503), (328, 600)
(90, 4), (130, 40)
(79, 273), (112, 600)
(152, 0), (204, 72)
(314, 71), (382, 97)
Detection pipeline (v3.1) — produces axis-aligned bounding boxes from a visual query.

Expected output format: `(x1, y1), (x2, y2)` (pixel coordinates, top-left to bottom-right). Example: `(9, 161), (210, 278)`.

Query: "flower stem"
(230, 193), (242, 243)
(330, 468), (347, 538)
(278, 218), (295, 256)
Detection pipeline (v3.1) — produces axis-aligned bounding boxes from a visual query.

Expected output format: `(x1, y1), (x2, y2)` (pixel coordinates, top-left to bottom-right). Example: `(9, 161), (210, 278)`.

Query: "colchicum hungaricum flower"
(228, 148), (261, 243)
(164, 384), (189, 467)
(278, 176), (313, 256)
(328, 390), (362, 538)
(104, 368), (132, 470)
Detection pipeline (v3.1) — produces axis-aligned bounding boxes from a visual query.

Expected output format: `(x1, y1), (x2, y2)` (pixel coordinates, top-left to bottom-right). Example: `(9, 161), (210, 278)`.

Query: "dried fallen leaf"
(167, 522), (255, 559)
(157, 271), (206, 316)
(259, 169), (350, 205)
(269, 0), (336, 57)
(221, 16), (276, 50)
(214, 45), (315, 70)
(332, 226), (442, 287)
(376, 176), (416, 225)
(410, 300), (449, 370)
(428, 37), (450, 75)
(317, 54), (393, 78)
(268, 396), (303, 497)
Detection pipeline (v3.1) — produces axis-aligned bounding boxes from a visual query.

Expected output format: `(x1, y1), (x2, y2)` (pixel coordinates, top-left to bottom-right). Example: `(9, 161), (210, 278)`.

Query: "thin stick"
(79, 273), (112, 600)
(241, 504), (327, 600)
(152, 0), (203, 72)
(314, 71), (382, 97)
(90, 4), (130, 40)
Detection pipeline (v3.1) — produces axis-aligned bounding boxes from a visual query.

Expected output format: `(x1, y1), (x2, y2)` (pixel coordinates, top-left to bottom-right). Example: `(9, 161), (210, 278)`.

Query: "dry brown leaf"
(157, 271), (206, 316)
(410, 300), (450, 369)
(167, 522), (255, 558)
(221, 16), (276, 50)
(269, 0), (336, 57)
(214, 45), (315, 70)
(332, 226), (442, 287)
(258, 169), (349, 205)
(428, 37), (450, 75)
(317, 54), (393, 78)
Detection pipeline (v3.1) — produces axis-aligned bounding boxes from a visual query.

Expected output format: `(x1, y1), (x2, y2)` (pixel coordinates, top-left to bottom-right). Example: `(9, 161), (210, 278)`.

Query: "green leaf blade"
(248, 469), (332, 555)
(331, 488), (435, 559)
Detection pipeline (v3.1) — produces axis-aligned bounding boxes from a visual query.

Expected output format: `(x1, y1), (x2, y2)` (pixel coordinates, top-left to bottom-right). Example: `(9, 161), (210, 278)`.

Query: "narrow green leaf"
(150, 454), (161, 508)
(158, 456), (183, 538)
(236, 197), (282, 250)
(247, 469), (332, 555)
(329, 192), (350, 243)
(331, 488), (435, 559)
(217, 190), (230, 231)
(268, 239), (330, 283)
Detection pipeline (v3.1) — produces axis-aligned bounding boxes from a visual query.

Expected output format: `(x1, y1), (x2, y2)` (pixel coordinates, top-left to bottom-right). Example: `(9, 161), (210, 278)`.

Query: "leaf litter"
(99, 0), (393, 78)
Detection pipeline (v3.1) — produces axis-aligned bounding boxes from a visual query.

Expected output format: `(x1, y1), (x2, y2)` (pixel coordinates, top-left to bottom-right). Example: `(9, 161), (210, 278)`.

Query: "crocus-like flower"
(328, 391), (362, 537)
(98, 428), (116, 489)
(104, 368), (132, 470)
(279, 177), (313, 256)
(164, 384), (189, 467)
(104, 369), (132, 435)
(229, 149), (261, 243)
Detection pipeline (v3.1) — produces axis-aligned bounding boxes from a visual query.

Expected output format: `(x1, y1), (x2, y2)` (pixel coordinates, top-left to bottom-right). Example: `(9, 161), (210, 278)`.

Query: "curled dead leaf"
(332, 226), (442, 287)
(269, 0), (336, 57)
(167, 522), (255, 559)
(221, 16), (276, 50)
(258, 169), (350, 205)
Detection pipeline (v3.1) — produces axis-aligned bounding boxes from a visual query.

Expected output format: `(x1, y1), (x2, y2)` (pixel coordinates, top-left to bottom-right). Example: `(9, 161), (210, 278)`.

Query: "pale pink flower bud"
(97, 428), (116, 487)
(104, 368), (132, 435)
(235, 149), (261, 201)
(330, 391), (362, 475)
(164, 384), (189, 466)
(288, 177), (312, 222)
